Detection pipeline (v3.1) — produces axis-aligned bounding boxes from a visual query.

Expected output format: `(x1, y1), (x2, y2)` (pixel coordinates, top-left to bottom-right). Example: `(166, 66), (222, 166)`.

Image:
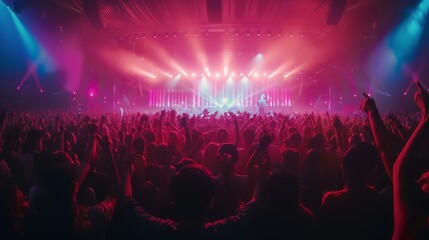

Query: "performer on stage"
(257, 93), (269, 116)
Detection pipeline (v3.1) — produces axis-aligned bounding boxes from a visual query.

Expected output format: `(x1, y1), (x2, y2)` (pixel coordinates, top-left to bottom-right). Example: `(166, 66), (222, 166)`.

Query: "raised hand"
(179, 116), (188, 127)
(414, 80), (429, 117)
(160, 110), (166, 119)
(333, 115), (342, 129)
(360, 95), (377, 114)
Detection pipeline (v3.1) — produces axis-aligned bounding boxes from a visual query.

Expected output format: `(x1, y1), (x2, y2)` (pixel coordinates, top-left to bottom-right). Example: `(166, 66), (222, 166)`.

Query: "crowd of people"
(1, 80), (429, 239)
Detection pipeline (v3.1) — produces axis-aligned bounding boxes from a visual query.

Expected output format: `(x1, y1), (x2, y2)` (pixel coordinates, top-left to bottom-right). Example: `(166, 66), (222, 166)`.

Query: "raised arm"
(392, 80), (429, 240)
(361, 95), (402, 180)
(277, 115), (288, 145)
(246, 131), (274, 184)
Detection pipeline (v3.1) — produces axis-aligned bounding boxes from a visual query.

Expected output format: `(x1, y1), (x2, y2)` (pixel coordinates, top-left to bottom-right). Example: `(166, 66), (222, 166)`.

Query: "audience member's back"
(321, 142), (389, 239)
(248, 170), (316, 240)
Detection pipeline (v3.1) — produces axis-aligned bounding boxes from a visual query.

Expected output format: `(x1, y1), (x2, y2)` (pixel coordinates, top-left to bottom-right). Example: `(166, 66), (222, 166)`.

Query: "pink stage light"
(90, 93), (94, 97)
(215, 72), (220, 77)
(192, 73), (196, 77)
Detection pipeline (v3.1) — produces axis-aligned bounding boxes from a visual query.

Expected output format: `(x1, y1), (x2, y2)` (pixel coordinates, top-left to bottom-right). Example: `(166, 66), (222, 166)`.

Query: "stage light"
(201, 73), (204, 77)
(90, 93), (94, 97)
(404, 92), (407, 95)
(231, 72), (235, 77)
(240, 73), (244, 77)
(216, 72), (220, 77)
(263, 73), (267, 77)
(253, 72), (258, 77)
(353, 94), (357, 97)
(224, 67), (228, 76)
(223, 98), (227, 103)
(205, 68), (211, 77)
(192, 72), (196, 77)
(17, 87), (20, 90)
(40, 89), (43, 93)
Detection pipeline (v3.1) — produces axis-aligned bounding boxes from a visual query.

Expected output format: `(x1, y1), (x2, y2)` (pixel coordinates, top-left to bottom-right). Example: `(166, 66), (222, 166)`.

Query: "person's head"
(262, 170), (300, 212)
(22, 128), (43, 154)
(216, 128), (229, 144)
(307, 133), (324, 149)
(281, 149), (300, 173)
(217, 143), (239, 172)
(167, 131), (179, 147)
(143, 131), (156, 144)
(154, 144), (172, 165)
(133, 137), (145, 154)
(260, 93), (266, 100)
(343, 141), (378, 187)
(170, 164), (214, 222)
(175, 158), (196, 172)
(288, 132), (302, 149)
(242, 128), (256, 146)
(302, 126), (313, 137)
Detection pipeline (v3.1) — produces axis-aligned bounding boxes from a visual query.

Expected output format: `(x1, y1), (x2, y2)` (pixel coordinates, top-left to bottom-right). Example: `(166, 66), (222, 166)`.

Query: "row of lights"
(123, 31), (312, 40)
(165, 71), (295, 79)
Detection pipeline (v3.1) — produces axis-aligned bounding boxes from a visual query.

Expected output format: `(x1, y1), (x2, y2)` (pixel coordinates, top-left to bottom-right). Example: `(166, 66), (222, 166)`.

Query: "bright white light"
(253, 72), (258, 77)
(216, 72), (220, 77)
(263, 73), (267, 76)
(90, 93), (94, 97)
(224, 67), (228, 76)
(205, 68), (211, 77)
(231, 72), (235, 77)
(192, 73), (196, 77)
(222, 98), (227, 103)
(240, 73), (244, 76)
